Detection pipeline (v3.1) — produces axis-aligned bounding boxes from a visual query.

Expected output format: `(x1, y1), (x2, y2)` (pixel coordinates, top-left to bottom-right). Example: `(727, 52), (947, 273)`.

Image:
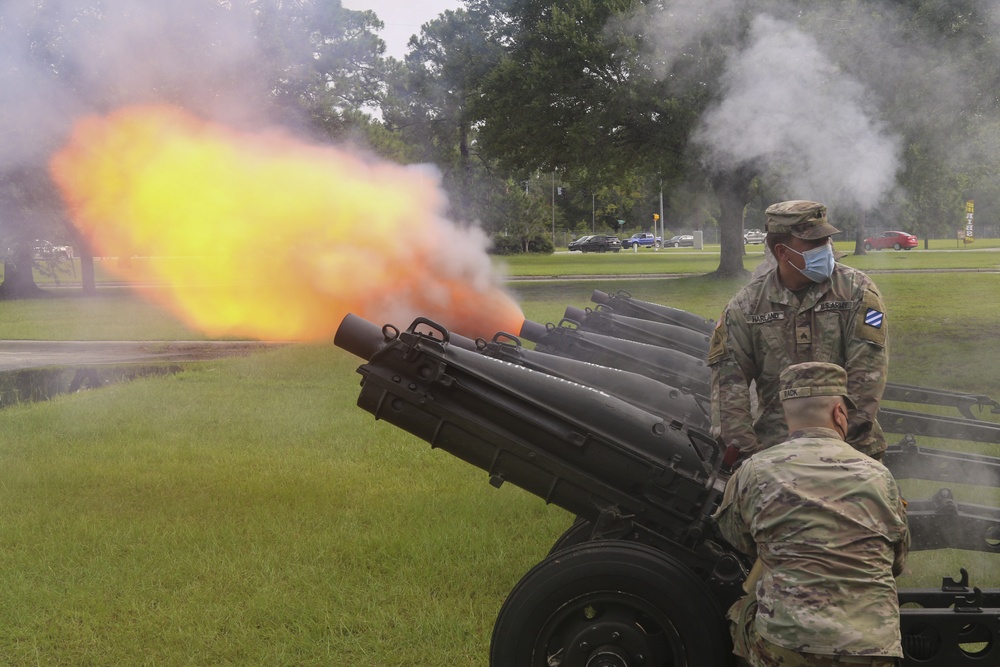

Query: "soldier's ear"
(771, 243), (789, 263)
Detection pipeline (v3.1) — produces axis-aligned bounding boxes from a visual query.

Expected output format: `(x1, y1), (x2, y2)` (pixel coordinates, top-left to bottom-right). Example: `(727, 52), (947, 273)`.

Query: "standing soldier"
(708, 200), (888, 463)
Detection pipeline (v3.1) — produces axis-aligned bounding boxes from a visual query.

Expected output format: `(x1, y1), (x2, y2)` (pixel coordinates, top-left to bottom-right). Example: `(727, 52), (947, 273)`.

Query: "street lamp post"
(551, 171), (556, 248)
(659, 179), (664, 251)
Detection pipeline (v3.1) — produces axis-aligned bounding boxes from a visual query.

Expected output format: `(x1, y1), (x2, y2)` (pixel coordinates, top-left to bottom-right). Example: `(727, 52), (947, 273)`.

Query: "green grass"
(0, 345), (569, 665)
(0, 289), (209, 340)
(2, 266), (1000, 663)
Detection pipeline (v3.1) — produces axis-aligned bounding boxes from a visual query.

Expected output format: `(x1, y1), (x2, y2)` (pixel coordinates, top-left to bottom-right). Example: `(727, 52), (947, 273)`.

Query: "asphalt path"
(0, 340), (286, 372)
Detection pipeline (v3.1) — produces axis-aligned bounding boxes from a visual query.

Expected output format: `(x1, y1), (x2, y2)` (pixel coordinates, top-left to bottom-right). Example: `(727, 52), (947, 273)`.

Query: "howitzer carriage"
(334, 290), (1000, 667)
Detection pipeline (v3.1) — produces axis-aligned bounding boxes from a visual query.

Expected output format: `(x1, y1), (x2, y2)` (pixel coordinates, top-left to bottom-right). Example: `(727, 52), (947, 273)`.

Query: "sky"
(341, 0), (464, 58)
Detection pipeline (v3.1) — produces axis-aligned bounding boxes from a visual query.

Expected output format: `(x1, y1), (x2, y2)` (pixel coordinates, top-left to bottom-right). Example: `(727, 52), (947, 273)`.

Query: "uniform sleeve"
(709, 305), (761, 453)
(890, 480), (909, 577)
(712, 466), (758, 558)
(844, 284), (889, 447)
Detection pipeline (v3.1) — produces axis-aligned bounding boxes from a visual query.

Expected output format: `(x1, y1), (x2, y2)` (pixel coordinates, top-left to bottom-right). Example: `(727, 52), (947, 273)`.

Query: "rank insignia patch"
(864, 308), (884, 329)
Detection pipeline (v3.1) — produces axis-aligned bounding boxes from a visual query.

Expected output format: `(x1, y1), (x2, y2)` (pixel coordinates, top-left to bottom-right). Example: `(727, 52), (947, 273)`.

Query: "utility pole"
(552, 171), (556, 248)
(658, 179), (665, 251)
(592, 192), (596, 233)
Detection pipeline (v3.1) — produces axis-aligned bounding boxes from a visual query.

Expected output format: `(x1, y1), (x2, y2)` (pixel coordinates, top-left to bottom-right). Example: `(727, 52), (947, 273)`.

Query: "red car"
(864, 231), (918, 251)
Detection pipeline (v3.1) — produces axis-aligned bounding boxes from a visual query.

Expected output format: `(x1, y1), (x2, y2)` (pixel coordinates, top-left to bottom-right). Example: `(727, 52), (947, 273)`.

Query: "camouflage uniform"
(713, 362), (909, 666)
(708, 202), (888, 458)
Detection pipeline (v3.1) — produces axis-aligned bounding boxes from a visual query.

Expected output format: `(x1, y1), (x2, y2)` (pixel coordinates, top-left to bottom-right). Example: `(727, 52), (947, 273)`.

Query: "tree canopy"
(4, 0), (1000, 295)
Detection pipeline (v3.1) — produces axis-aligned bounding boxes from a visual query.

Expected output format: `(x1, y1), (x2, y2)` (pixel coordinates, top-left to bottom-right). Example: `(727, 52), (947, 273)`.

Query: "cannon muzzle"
(334, 313), (391, 361)
(518, 319), (549, 343)
(335, 313), (480, 360)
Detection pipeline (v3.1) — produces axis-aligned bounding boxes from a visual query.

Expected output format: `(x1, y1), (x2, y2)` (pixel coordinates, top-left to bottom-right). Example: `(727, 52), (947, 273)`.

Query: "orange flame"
(49, 104), (524, 341)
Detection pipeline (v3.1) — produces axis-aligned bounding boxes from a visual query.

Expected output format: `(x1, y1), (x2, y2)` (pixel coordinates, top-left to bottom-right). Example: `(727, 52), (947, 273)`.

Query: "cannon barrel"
(518, 318), (711, 398)
(564, 305), (712, 358)
(336, 314), (731, 574)
(477, 330), (712, 431)
(334, 313), (390, 361)
(335, 312), (479, 358)
(591, 289), (716, 333)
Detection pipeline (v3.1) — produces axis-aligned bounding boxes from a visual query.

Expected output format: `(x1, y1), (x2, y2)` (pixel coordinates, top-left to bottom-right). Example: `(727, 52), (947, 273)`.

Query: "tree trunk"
(853, 209), (868, 255)
(69, 225), (97, 294)
(709, 168), (755, 277)
(0, 249), (44, 299)
(80, 252), (96, 295)
(458, 115), (472, 224)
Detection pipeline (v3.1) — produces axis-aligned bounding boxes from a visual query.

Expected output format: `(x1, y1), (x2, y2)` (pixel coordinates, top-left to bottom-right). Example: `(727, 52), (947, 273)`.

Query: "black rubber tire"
(490, 540), (733, 667)
(893, 242), (901, 250)
(864, 243), (873, 251)
(547, 517), (594, 556)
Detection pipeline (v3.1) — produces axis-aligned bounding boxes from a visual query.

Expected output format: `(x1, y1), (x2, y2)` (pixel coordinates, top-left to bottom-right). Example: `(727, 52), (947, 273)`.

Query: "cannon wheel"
(547, 517), (594, 556)
(490, 540), (732, 667)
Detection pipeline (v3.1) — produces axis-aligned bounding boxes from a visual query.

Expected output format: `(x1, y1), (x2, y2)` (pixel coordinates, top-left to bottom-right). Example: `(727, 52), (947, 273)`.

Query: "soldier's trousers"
(728, 595), (900, 667)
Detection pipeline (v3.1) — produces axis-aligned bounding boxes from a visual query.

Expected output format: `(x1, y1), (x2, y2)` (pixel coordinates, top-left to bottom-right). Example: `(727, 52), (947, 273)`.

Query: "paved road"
(0, 340), (286, 372)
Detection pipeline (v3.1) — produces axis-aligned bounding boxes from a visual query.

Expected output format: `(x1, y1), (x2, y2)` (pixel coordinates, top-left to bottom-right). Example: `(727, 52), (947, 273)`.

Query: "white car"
(744, 229), (766, 245)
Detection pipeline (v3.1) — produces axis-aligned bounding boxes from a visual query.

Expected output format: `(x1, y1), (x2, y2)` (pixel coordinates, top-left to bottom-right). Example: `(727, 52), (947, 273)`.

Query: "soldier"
(708, 200), (888, 463)
(713, 361), (909, 667)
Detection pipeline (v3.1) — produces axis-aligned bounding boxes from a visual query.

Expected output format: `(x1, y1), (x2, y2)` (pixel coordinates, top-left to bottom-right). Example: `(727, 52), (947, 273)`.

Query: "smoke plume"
(2, 1), (522, 340)
(694, 14), (901, 211)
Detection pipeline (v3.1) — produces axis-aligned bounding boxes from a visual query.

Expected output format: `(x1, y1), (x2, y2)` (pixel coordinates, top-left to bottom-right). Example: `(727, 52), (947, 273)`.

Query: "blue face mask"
(782, 242), (835, 283)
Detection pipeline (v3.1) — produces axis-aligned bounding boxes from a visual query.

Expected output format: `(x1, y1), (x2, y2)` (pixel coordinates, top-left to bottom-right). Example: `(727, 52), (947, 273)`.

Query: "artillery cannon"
(335, 301), (1000, 667)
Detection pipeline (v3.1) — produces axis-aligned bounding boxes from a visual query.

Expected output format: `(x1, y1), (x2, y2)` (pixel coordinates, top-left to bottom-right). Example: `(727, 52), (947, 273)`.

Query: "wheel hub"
(559, 609), (657, 666)
(585, 645), (630, 667)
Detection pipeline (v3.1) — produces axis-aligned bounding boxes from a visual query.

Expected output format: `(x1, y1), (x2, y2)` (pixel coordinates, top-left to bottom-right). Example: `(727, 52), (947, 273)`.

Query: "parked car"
(568, 234), (622, 253)
(863, 231), (918, 251)
(621, 232), (662, 249)
(32, 240), (74, 261)
(744, 229), (767, 245)
(665, 235), (694, 248)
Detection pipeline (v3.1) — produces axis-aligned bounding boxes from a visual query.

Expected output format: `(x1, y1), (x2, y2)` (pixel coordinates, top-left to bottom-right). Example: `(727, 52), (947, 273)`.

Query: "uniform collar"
(764, 264), (835, 309)
(785, 426), (845, 441)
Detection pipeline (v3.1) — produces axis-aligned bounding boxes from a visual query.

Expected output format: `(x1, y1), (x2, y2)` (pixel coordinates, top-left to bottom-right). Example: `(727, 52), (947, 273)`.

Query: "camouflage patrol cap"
(765, 200), (841, 239)
(779, 361), (857, 409)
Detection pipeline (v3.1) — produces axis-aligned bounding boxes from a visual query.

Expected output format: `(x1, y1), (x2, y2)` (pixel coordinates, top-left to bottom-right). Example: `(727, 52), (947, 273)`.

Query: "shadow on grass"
(0, 364), (183, 408)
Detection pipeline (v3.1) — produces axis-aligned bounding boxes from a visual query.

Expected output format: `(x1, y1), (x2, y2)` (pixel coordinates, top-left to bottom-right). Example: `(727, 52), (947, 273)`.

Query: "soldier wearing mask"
(708, 200), (888, 464)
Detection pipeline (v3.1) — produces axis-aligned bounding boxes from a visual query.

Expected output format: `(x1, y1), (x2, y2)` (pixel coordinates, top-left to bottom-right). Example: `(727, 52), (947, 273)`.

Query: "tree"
(1, 0), (392, 298)
(470, 0), (758, 274)
(382, 8), (503, 223)
(0, 166), (68, 299)
(0, 2), (88, 297)
(253, 0), (390, 140)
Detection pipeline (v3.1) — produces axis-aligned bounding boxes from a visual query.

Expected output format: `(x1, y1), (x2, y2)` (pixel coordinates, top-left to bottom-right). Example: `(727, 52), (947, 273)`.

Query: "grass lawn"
(502, 241), (1000, 277)
(1, 259), (1000, 664)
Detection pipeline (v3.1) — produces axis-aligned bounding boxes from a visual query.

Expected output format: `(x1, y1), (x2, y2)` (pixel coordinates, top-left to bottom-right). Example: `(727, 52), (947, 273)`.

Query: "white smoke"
(0, 0), (266, 172)
(693, 14), (902, 211)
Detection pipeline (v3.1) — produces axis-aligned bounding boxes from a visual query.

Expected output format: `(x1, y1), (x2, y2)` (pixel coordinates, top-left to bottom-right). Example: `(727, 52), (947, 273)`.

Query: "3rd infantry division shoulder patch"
(865, 308), (884, 328)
